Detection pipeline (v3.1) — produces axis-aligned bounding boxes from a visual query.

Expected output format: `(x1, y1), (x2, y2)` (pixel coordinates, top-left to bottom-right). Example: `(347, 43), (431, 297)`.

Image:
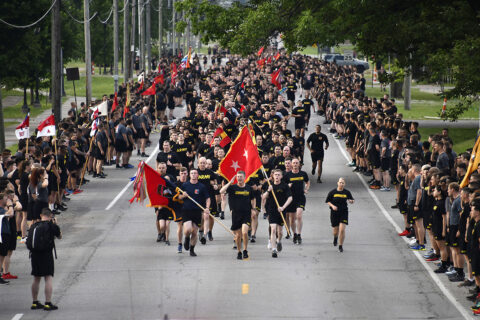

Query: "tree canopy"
(176, 0), (480, 120)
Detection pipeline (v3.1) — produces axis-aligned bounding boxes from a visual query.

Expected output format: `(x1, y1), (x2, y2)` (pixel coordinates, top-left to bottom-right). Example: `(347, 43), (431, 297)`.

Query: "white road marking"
(11, 314), (23, 320)
(332, 137), (473, 320)
(105, 144), (159, 210)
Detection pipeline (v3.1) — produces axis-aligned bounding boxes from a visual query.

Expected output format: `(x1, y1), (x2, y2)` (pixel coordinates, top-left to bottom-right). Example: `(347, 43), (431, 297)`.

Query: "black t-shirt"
(265, 182), (291, 211)
(156, 151), (179, 176)
(325, 188), (354, 213)
(292, 106), (307, 123)
(227, 184), (254, 214)
(307, 132), (329, 152)
(197, 169), (216, 194)
(283, 171), (309, 198)
(173, 143), (191, 166)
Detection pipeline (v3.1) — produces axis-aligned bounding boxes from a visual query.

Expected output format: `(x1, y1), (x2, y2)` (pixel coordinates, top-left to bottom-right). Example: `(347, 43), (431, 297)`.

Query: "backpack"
(26, 222), (54, 252)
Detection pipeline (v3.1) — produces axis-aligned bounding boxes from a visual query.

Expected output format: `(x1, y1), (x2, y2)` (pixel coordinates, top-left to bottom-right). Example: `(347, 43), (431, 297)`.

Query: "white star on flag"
(243, 149), (248, 160)
(231, 160), (240, 171)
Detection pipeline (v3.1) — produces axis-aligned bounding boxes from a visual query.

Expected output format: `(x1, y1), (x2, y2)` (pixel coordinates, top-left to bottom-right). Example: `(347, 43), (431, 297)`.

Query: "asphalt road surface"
(0, 107), (473, 320)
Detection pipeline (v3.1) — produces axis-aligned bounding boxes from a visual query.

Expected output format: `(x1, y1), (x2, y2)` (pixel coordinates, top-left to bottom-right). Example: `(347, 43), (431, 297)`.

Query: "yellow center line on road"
(242, 283), (249, 295)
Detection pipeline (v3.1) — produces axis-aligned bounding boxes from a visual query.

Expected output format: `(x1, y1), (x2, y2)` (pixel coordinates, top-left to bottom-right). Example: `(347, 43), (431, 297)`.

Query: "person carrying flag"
(179, 169), (210, 257)
(220, 170), (256, 260)
(262, 169), (292, 258)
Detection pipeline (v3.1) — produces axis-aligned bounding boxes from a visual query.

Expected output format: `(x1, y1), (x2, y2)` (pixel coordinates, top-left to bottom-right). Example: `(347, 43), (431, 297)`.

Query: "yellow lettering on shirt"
(235, 191), (250, 196)
(289, 177), (304, 181)
(333, 194), (347, 198)
(198, 175), (211, 180)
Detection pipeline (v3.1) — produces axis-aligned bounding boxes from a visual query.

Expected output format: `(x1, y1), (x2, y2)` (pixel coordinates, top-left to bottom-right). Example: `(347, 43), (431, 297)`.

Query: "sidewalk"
(5, 96), (87, 148)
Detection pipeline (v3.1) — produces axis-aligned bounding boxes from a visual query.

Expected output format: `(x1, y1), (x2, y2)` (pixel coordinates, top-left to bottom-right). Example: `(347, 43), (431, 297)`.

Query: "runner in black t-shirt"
(197, 157), (218, 244)
(284, 158), (310, 245)
(326, 178), (354, 252)
(221, 171), (255, 260)
(307, 125), (329, 183)
(261, 169), (292, 258)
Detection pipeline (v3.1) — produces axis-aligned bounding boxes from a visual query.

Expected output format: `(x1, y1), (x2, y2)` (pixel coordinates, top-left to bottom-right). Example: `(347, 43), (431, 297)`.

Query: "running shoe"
(317, 177), (322, 183)
(445, 269), (457, 277)
(398, 229), (409, 236)
(267, 240), (272, 250)
(339, 245), (343, 252)
(285, 233), (290, 240)
(410, 244), (425, 251)
(391, 204), (399, 209)
(422, 249), (434, 258)
(263, 212), (268, 219)
(125, 164), (134, 169)
(409, 238), (418, 246)
(449, 273), (465, 282)
(434, 265), (448, 273)
(311, 168), (315, 175)
(20, 237), (27, 244)
(380, 186), (391, 191)
(184, 236), (190, 251)
(2, 273), (17, 280)
(208, 231), (213, 241)
(237, 252), (242, 260)
(165, 240), (170, 246)
(189, 248), (197, 257)
(177, 244), (182, 253)
(0, 278), (8, 285)
(156, 234), (162, 242)
(272, 249), (278, 258)
(426, 255), (439, 262)
(43, 302), (58, 311)
(459, 279), (475, 287)
(277, 241), (282, 252)
(220, 212), (225, 220)
(352, 167), (360, 172)
(200, 236), (206, 245)
(333, 237), (338, 246)
(73, 189), (83, 195)
(243, 250), (249, 259)
(292, 233), (297, 244)
(346, 161), (356, 167)
(297, 235), (302, 245)
(369, 183), (381, 190)
(250, 235), (256, 243)
(31, 301), (44, 309)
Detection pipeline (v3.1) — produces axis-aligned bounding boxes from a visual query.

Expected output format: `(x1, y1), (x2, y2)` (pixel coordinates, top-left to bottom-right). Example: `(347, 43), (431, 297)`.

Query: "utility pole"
(123, 0), (129, 78)
(158, 0), (163, 56)
(52, 0), (62, 121)
(113, 0), (119, 92)
(130, 0), (136, 78)
(404, 69), (412, 110)
(146, 0), (151, 73)
(84, 0), (92, 106)
(139, 0), (145, 72)
(172, 0), (176, 56)
(0, 76), (5, 151)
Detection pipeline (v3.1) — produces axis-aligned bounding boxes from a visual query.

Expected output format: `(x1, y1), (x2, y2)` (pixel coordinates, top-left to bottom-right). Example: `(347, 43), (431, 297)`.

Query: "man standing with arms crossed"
(407, 164), (425, 251)
(284, 158), (310, 244)
(326, 178), (354, 252)
(221, 171), (256, 260)
(307, 125), (329, 183)
(179, 169), (210, 257)
(262, 169), (292, 258)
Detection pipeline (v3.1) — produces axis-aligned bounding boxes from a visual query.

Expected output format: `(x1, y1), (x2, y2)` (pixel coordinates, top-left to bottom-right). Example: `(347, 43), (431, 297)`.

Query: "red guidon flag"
(111, 91), (118, 112)
(141, 83), (156, 96)
(257, 46), (265, 56)
(37, 114), (56, 137)
(217, 126), (262, 182)
(143, 163), (170, 207)
(154, 73), (164, 85)
(271, 68), (283, 90)
(15, 114), (29, 139)
(211, 127), (231, 147)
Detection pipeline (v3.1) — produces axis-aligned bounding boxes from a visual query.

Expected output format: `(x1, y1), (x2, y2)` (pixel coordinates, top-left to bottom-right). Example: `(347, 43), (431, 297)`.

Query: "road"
(0, 107), (472, 320)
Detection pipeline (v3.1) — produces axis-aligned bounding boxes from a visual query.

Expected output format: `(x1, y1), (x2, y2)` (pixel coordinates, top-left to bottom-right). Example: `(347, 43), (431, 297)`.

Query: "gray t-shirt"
(115, 123), (127, 141)
(407, 174), (422, 205)
(449, 196), (462, 226)
(436, 152), (450, 171)
(381, 138), (391, 158)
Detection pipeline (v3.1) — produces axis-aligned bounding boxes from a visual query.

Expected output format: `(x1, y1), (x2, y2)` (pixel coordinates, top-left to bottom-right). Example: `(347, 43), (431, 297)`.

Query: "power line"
(118, 0), (130, 13)
(97, 7), (113, 24)
(0, 0), (57, 29)
(63, 5), (98, 24)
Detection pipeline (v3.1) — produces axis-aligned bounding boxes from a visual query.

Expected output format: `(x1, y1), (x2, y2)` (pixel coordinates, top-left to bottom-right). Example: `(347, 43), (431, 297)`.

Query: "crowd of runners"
(0, 49), (479, 312)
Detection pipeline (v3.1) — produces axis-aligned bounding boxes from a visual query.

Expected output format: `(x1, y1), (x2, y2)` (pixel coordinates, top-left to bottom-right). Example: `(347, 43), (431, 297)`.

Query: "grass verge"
(418, 127), (478, 154)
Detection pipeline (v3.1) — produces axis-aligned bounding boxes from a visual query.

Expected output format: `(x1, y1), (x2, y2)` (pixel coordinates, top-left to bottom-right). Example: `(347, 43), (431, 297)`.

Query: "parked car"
(332, 55), (370, 73)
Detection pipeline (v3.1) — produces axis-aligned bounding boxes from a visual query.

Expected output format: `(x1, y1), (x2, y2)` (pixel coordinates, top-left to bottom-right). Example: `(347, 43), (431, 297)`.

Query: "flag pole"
(154, 93), (158, 131)
(25, 137), (29, 159)
(79, 137), (95, 189)
(248, 116), (264, 135)
(244, 123), (290, 237)
(176, 187), (235, 237)
(260, 166), (291, 237)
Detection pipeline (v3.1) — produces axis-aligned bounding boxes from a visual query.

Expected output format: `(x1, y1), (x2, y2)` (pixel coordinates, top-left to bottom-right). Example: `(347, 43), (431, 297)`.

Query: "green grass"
(64, 76), (124, 100)
(6, 143), (18, 153)
(365, 86), (480, 120)
(418, 127), (478, 154)
(2, 95), (53, 119)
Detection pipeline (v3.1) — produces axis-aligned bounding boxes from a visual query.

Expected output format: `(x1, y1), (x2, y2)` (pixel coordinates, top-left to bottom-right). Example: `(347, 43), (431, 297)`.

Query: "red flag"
(141, 83), (156, 96)
(241, 82), (245, 89)
(211, 127), (231, 147)
(257, 46), (265, 56)
(240, 105), (246, 113)
(257, 58), (266, 68)
(37, 114), (56, 137)
(123, 105), (129, 118)
(143, 163), (170, 207)
(271, 68), (283, 90)
(112, 92), (118, 112)
(267, 56), (272, 64)
(15, 114), (30, 139)
(154, 74), (164, 85)
(274, 52), (280, 60)
(217, 126), (262, 182)
(171, 62), (178, 84)
(215, 104), (228, 117)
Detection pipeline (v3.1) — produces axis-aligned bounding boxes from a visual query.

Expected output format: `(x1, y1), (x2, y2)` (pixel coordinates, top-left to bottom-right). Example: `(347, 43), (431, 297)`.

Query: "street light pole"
(113, 0), (119, 92)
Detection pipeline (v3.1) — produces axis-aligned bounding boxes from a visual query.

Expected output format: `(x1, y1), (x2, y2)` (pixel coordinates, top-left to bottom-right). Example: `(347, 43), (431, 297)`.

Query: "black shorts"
(0, 236), (9, 256)
(368, 154), (381, 169)
(33, 201), (48, 221)
(254, 192), (261, 211)
(135, 129), (146, 140)
(156, 207), (174, 221)
(380, 158), (390, 171)
(398, 202), (408, 215)
(94, 149), (106, 161)
(472, 254), (480, 276)
(294, 119), (305, 130)
(31, 250), (55, 277)
(267, 209), (284, 226)
(209, 195), (218, 217)
(183, 209), (202, 227)
(27, 201), (36, 221)
(311, 151), (324, 162)
(287, 195), (306, 212)
(330, 210), (348, 227)
(231, 211), (251, 230)
(408, 205), (422, 223)
(115, 139), (127, 153)
(168, 102), (175, 110)
(447, 225), (459, 247)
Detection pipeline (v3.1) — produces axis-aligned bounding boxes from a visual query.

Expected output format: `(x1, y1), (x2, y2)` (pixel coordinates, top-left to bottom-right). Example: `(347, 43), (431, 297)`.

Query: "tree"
(176, 0), (480, 121)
